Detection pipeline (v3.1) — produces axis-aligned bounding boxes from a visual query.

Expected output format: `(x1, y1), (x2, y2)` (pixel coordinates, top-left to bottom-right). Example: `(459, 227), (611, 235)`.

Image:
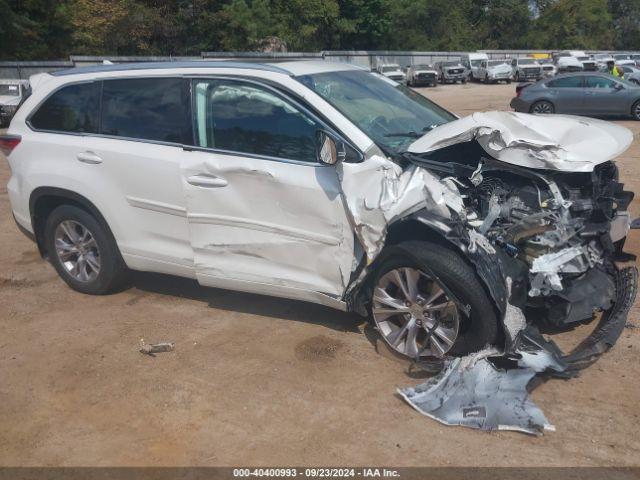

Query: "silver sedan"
(510, 72), (640, 120)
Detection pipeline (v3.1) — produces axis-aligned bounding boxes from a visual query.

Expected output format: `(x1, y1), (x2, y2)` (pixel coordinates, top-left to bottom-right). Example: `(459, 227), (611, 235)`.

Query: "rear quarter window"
(29, 82), (100, 133)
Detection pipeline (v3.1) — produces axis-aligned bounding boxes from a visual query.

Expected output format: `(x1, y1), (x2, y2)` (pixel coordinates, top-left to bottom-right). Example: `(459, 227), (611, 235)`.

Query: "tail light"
(0, 135), (21, 156)
(515, 83), (531, 98)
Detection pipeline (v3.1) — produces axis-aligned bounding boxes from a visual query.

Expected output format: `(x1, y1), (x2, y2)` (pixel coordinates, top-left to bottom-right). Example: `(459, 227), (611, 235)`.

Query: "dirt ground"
(1, 81), (639, 467)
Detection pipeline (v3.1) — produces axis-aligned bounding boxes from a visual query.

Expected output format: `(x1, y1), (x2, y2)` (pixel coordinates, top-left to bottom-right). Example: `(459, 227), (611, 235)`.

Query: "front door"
(583, 75), (630, 115)
(182, 78), (355, 301)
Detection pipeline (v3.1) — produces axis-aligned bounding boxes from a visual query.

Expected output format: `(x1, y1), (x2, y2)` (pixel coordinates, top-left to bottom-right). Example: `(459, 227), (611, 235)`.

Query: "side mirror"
(317, 131), (345, 165)
(614, 83), (624, 90)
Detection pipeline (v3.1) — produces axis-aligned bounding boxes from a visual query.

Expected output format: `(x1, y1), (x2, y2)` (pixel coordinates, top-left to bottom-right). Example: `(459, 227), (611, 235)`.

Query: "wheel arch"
(349, 212), (511, 322)
(29, 187), (117, 258)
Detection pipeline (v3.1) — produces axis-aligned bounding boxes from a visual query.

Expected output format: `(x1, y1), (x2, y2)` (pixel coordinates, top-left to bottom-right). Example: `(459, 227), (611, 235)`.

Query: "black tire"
(530, 100), (555, 114)
(369, 241), (500, 358)
(44, 205), (129, 295)
(632, 100), (640, 120)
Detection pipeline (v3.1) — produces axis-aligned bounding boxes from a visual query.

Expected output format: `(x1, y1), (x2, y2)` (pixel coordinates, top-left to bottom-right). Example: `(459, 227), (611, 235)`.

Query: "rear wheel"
(369, 241), (500, 359)
(530, 100), (555, 114)
(44, 205), (129, 295)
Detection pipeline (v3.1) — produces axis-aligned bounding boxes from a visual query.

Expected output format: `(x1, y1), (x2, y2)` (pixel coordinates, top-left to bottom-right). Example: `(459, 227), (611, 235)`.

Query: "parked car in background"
(554, 53), (584, 73)
(614, 53), (631, 62)
(620, 65), (640, 84)
(510, 58), (543, 82)
(476, 59), (512, 84)
(434, 61), (467, 84)
(377, 64), (406, 84)
(616, 58), (636, 68)
(594, 53), (616, 71)
(630, 54), (640, 67)
(577, 55), (598, 71)
(460, 52), (489, 81)
(0, 80), (30, 128)
(537, 58), (557, 77)
(406, 64), (438, 87)
(510, 72), (640, 119)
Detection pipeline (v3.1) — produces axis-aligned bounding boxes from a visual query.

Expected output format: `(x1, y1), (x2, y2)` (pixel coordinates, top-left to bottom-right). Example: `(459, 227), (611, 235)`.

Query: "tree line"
(1, 0), (639, 60)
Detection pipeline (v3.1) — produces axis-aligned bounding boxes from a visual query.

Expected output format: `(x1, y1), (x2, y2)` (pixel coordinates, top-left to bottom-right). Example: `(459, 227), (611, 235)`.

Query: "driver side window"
(193, 79), (320, 163)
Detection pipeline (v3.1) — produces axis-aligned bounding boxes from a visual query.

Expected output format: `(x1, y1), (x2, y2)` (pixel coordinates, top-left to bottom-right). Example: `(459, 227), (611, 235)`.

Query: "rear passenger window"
(30, 82), (99, 133)
(101, 78), (190, 143)
(547, 77), (583, 88)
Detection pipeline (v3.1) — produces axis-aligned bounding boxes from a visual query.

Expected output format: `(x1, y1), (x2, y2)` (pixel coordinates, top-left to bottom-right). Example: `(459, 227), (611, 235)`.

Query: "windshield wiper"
(384, 124), (441, 138)
(384, 131), (422, 138)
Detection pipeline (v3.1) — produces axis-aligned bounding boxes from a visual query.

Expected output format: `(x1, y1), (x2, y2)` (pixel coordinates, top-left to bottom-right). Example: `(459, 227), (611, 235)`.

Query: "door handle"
(187, 174), (228, 188)
(77, 151), (103, 164)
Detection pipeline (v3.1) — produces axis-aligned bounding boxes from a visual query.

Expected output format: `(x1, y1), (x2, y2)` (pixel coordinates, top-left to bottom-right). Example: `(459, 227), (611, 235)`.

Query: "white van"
(460, 53), (489, 81)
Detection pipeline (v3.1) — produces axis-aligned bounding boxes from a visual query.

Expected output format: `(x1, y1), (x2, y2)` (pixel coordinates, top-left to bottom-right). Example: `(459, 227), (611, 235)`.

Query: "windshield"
(381, 66), (399, 72)
(519, 59), (536, 65)
(470, 60), (483, 67)
(614, 55), (629, 60)
(413, 65), (432, 70)
(0, 84), (20, 96)
(578, 56), (591, 61)
(442, 61), (460, 67)
(488, 60), (507, 67)
(297, 70), (456, 154)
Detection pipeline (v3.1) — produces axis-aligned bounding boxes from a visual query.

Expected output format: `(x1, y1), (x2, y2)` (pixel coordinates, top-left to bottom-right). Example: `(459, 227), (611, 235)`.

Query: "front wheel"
(530, 100), (555, 114)
(369, 241), (500, 359)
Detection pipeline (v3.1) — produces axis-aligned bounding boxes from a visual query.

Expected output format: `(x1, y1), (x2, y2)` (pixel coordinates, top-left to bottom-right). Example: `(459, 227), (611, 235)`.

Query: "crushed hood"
(407, 111), (633, 172)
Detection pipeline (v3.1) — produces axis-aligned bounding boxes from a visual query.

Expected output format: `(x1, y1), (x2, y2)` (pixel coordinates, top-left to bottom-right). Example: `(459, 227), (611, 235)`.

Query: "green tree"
(528, 0), (614, 49)
(608, 0), (640, 49)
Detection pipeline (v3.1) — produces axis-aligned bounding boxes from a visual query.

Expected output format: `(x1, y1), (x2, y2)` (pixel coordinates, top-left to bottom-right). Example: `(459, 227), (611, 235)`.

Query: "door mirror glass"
(614, 82), (625, 90)
(316, 131), (344, 165)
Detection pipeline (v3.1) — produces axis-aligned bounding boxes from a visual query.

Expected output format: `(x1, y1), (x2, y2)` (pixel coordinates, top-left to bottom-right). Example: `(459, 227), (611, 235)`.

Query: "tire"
(44, 205), (129, 295)
(368, 241), (500, 359)
(530, 100), (555, 114)
(632, 100), (640, 120)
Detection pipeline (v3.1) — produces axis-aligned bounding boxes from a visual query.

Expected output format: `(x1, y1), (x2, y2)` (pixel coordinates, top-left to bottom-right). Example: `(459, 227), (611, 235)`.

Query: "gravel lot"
(1, 81), (639, 467)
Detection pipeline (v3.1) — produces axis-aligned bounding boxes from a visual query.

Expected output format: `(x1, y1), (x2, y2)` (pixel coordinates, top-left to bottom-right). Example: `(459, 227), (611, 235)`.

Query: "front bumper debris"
(399, 266), (637, 435)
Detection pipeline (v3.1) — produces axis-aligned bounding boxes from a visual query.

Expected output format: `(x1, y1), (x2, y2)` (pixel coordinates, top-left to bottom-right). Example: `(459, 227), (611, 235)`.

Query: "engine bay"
(404, 142), (635, 330)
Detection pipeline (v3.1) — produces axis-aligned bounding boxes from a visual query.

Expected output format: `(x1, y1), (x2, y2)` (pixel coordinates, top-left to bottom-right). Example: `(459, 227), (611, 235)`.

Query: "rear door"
(181, 77), (355, 301)
(583, 75), (629, 115)
(544, 76), (585, 113)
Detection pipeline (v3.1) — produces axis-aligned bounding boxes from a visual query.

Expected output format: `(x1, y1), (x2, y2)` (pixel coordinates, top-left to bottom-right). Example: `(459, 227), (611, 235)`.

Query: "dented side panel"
(182, 150), (355, 297)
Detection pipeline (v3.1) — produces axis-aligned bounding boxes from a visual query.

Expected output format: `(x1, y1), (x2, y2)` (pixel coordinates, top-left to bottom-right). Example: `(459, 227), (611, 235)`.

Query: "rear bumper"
(509, 96), (530, 112)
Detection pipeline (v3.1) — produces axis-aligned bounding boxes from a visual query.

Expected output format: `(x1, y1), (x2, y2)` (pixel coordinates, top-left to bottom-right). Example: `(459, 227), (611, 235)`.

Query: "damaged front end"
(349, 111), (637, 373)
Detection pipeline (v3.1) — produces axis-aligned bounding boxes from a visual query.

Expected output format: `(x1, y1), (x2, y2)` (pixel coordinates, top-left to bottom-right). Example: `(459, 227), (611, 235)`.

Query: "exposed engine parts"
(403, 147), (635, 333)
(457, 161), (634, 328)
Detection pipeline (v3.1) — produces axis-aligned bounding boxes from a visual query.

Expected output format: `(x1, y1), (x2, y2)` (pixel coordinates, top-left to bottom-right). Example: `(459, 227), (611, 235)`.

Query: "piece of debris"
(398, 327), (566, 435)
(139, 339), (175, 356)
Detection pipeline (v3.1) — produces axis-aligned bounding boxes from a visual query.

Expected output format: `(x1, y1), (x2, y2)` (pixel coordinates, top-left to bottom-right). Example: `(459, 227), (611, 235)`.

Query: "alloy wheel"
(532, 101), (554, 114)
(372, 267), (460, 358)
(54, 220), (101, 282)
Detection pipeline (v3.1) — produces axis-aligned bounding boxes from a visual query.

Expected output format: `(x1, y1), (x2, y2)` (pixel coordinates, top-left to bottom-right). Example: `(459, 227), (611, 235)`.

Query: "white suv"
(2, 61), (636, 362)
